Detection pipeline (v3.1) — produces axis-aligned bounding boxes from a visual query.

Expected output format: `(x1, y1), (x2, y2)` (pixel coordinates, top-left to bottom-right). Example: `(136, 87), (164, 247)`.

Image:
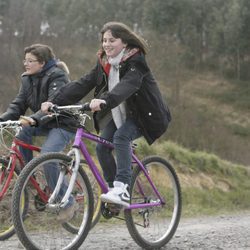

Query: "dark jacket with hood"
(0, 60), (76, 131)
(51, 49), (171, 144)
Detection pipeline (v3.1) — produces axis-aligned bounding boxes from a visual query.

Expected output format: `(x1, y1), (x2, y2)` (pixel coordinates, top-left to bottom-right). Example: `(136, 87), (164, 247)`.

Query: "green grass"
(135, 139), (250, 217)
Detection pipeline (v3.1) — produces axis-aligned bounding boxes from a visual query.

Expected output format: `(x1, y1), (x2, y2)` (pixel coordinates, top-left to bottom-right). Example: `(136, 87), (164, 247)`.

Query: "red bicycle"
(0, 120), (101, 241)
(0, 120), (41, 240)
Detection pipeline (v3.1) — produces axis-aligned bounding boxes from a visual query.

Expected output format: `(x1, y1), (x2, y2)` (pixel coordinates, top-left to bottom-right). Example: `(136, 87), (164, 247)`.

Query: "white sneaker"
(101, 181), (130, 207)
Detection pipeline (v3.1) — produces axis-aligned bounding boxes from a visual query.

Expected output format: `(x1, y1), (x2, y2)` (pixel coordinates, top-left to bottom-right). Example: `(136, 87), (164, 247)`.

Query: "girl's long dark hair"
(99, 22), (148, 58)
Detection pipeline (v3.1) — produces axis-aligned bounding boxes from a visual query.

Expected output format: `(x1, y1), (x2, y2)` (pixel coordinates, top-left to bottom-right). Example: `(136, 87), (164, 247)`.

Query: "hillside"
(164, 71), (250, 166)
(133, 69), (250, 215)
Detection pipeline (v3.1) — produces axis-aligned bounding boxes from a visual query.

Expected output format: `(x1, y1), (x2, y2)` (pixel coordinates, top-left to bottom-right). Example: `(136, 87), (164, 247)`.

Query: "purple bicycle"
(12, 103), (182, 250)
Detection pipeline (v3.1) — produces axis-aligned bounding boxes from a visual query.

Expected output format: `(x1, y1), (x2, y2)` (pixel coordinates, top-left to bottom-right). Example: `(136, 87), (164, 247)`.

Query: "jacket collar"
(98, 48), (139, 72)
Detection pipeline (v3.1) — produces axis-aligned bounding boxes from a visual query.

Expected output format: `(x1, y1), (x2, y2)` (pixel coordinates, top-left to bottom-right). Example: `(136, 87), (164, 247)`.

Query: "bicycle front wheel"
(12, 152), (94, 250)
(62, 159), (102, 233)
(81, 159), (102, 228)
(125, 156), (182, 249)
(0, 158), (28, 241)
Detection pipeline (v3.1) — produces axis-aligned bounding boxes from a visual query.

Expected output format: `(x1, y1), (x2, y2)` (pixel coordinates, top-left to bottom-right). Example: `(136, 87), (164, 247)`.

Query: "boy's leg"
(17, 126), (48, 163)
(41, 128), (74, 199)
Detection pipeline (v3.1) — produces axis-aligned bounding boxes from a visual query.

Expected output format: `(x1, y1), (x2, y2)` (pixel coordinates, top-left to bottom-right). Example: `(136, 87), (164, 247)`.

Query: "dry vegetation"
(164, 70), (250, 166)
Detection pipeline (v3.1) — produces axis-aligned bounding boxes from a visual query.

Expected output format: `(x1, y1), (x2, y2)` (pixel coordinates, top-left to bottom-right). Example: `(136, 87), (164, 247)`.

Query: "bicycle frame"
(52, 126), (165, 210)
(0, 138), (40, 201)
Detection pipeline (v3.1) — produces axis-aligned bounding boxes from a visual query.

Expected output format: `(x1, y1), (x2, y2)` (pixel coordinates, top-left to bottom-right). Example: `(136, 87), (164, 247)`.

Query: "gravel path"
(1, 212), (250, 249)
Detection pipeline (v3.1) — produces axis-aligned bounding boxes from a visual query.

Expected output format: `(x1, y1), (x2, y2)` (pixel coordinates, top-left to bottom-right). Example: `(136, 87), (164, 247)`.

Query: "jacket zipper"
(95, 72), (108, 97)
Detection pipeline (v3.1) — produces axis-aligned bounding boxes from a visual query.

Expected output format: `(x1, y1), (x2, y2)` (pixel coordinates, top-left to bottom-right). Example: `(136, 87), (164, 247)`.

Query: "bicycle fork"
(47, 148), (81, 210)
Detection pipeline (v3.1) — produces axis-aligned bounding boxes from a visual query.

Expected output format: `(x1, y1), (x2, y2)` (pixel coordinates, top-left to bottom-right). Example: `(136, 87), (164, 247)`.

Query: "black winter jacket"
(0, 65), (76, 131)
(52, 52), (171, 144)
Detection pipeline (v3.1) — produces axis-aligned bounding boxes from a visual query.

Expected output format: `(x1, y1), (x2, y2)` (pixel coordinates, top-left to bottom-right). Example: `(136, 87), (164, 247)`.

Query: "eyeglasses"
(23, 59), (38, 64)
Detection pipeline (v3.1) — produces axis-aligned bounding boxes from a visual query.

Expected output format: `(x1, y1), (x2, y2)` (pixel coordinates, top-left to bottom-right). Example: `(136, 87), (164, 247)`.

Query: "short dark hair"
(24, 44), (55, 64)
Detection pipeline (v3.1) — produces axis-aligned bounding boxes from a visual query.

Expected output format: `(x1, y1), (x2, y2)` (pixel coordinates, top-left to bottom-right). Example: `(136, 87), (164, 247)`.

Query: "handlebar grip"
(81, 103), (91, 111)
(48, 105), (58, 112)
(100, 103), (107, 110)
(81, 102), (106, 111)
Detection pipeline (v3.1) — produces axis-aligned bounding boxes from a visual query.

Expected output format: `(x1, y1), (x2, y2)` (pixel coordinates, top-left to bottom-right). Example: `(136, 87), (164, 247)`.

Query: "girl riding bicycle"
(42, 22), (171, 207)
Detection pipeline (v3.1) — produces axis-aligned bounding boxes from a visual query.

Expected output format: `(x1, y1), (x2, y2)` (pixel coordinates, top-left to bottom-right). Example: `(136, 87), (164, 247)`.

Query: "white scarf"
(108, 49), (126, 128)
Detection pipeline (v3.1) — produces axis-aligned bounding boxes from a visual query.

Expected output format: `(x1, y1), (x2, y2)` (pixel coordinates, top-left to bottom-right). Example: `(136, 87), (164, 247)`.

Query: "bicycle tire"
(12, 152), (94, 250)
(82, 159), (102, 229)
(0, 158), (29, 241)
(124, 156), (182, 249)
(62, 159), (102, 233)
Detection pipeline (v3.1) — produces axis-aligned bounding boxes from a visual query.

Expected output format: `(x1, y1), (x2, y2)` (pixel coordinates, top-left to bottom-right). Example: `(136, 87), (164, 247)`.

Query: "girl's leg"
(96, 120), (117, 188)
(100, 118), (141, 207)
(113, 118), (141, 185)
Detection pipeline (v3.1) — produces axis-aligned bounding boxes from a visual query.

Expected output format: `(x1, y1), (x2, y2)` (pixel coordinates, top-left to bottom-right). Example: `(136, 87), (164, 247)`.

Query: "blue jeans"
(17, 126), (75, 204)
(96, 118), (142, 187)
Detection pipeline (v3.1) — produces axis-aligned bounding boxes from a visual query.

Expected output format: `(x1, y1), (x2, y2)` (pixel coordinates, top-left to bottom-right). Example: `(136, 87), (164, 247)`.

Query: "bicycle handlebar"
(41, 102), (93, 125)
(41, 102), (107, 125)
(0, 120), (22, 127)
(48, 102), (92, 113)
(0, 120), (22, 149)
(48, 102), (107, 113)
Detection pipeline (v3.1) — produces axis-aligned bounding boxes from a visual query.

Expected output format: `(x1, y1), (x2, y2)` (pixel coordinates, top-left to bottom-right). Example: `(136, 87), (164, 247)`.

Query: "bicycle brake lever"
(40, 114), (57, 122)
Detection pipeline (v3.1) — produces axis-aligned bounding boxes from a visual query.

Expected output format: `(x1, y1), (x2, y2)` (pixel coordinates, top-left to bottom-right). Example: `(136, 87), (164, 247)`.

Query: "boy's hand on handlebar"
(19, 116), (36, 126)
(89, 99), (106, 112)
(41, 102), (54, 113)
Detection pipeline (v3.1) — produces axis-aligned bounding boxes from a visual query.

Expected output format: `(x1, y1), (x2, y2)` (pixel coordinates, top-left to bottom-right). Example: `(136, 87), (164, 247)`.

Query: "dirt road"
(1, 212), (250, 249)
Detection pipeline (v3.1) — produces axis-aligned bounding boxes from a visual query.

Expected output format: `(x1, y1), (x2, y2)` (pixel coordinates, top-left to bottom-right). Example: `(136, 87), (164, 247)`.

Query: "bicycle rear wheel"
(125, 156), (182, 249)
(0, 158), (28, 241)
(12, 152), (94, 250)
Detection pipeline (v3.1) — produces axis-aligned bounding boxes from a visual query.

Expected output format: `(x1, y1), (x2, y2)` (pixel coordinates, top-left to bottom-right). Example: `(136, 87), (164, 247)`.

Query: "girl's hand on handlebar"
(41, 102), (54, 113)
(89, 99), (106, 112)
